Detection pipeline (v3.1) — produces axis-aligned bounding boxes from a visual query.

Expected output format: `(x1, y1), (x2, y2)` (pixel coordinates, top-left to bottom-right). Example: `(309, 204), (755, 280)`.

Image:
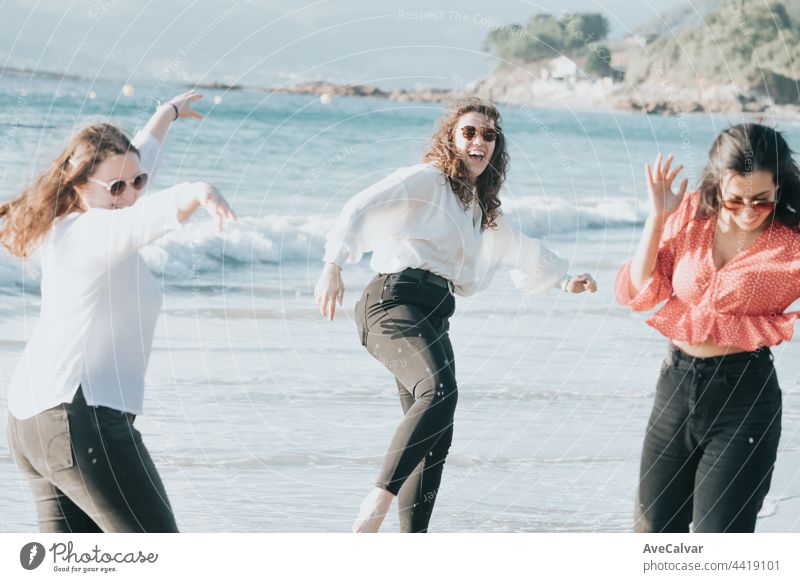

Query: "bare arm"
(628, 153), (688, 296)
(628, 216), (667, 294)
(141, 90), (204, 144)
(177, 182), (236, 229)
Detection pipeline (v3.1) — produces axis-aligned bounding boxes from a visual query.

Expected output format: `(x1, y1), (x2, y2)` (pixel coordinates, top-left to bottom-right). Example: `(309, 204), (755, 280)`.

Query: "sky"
(0, 0), (685, 88)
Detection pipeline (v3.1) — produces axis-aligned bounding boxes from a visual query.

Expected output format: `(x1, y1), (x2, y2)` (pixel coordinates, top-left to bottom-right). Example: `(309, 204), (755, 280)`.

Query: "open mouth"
(467, 150), (486, 162)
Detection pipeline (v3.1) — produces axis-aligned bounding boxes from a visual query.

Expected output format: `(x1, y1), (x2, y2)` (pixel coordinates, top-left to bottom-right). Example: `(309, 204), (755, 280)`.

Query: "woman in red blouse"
(616, 123), (800, 532)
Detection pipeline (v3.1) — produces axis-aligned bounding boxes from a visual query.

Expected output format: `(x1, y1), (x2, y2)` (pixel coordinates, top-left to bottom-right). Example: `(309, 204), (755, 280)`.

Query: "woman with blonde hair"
(315, 98), (597, 533)
(2, 91), (235, 532)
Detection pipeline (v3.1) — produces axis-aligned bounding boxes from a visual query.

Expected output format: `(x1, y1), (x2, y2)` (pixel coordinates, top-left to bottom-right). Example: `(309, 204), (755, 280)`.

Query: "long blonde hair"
(0, 124), (137, 258)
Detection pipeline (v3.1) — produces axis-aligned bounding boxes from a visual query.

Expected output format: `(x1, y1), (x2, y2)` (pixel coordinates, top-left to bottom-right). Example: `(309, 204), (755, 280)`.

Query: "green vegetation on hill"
(637, 0), (800, 44)
(630, 0), (800, 103)
(634, 0), (721, 42)
(483, 12), (622, 79)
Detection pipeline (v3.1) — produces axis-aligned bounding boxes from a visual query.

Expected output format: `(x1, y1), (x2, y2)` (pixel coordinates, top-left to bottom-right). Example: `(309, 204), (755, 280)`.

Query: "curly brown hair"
(0, 124), (137, 258)
(697, 123), (800, 229)
(423, 97), (509, 230)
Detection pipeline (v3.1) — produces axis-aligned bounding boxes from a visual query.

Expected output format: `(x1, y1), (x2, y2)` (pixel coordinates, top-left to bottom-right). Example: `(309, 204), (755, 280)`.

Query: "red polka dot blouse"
(615, 191), (800, 351)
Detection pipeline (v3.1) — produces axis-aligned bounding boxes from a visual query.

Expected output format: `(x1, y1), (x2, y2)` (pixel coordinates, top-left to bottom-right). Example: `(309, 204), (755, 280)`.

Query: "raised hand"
(646, 153), (688, 220)
(166, 90), (204, 120)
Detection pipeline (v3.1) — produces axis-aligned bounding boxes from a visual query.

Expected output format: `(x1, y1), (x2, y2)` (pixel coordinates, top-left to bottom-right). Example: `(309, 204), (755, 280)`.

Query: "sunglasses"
(718, 195), (777, 213)
(460, 125), (499, 142)
(87, 173), (149, 196)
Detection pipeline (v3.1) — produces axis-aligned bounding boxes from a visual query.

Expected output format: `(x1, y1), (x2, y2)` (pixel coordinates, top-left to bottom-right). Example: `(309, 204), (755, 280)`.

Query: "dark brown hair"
(697, 123), (800, 229)
(423, 97), (509, 229)
(0, 124), (137, 257)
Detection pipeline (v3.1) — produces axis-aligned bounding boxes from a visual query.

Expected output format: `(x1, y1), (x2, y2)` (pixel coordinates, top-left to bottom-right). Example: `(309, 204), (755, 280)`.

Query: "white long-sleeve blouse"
(8, 131), (184, 419)
(323, 163), (569, 297)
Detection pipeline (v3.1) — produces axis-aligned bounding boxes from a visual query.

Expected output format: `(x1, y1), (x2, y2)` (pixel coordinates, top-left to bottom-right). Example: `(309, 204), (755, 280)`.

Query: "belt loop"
(420, 270), (430, 283)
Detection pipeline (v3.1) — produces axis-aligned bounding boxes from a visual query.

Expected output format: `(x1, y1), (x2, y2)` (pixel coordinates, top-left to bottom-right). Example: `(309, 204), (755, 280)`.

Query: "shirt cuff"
(509, 254), (569, 295)
(323, 240), (350, 268)
(614, 260), (666, 311)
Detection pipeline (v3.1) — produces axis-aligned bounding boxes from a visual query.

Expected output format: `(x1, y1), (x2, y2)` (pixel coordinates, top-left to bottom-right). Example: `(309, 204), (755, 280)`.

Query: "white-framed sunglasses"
(67, 157), (148, 196)
(86, 173), (149, 196)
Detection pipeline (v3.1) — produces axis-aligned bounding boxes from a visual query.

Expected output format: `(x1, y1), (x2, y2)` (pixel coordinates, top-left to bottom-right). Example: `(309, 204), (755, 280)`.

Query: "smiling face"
(453, 112), (496, 182)
(75, 151), (144, 210)
(718, 169), (778, 233)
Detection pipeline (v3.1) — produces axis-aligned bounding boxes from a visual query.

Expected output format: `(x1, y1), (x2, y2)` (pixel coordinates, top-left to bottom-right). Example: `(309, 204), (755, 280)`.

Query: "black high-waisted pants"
(636, 343), (781, 533)
(355, 269), (457, 533)
(7, 387), (178, 533)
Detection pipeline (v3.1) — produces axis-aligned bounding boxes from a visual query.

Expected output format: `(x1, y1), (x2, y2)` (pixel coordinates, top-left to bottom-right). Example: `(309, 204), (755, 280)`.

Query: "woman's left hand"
(198, 183), (236, 231)
(166, 90), (204, 120)
(565, 273), (598, 293)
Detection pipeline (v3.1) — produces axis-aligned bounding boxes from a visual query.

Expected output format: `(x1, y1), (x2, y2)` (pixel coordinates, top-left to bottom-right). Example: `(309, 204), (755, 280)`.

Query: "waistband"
(666, 342), (773, 370)
(75, 386), (137, 422)
(381, 268), (453, 292)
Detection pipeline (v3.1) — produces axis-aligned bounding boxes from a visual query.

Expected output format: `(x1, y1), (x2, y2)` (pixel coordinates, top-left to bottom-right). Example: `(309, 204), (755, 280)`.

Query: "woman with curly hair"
(314, 98), (597, 533)
(2, 91), (235, 532)
(616, 123), (800, 532)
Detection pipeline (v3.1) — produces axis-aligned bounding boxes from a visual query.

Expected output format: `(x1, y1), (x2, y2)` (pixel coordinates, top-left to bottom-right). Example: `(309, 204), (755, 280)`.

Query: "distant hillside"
(636, 0), (800, 44)
(634, 0), (721, 42)
(472, 1), (800, 116)
(627, 0), (800, 104)
(483, 12), (622, 80)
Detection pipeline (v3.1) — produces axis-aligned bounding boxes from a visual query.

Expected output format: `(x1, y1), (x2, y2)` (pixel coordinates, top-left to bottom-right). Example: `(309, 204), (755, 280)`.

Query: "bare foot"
(352, 487), (394, 532)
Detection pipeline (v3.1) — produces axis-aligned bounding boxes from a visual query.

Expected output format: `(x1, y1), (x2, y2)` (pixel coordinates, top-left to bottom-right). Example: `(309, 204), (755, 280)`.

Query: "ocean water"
(1, 75), (800, 532)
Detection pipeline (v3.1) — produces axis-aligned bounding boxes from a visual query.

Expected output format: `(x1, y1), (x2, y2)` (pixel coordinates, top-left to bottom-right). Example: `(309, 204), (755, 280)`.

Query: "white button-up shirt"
(323, 163), (568, 297)
(8, 131), (184, 419)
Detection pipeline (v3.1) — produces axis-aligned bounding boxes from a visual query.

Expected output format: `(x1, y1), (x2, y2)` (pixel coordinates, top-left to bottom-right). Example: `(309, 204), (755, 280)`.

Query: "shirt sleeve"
(614, 251), (674, 311)
(614, 192), (697, 311)
(131, 130), (162, 178)
(494, 213), (569, 295)
(323, 166), (435, 267)
(60, 184), (184, 274)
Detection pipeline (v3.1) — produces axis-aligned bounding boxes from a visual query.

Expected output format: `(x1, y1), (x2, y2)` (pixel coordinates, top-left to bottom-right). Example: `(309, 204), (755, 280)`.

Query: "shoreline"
(4, 65), (800, 121)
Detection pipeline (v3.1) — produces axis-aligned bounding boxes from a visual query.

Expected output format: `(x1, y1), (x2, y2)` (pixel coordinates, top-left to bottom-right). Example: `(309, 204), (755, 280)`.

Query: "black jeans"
(7, 387), (178, 533)
(636, 344), (782, 533)
(355, 269), (457, 533)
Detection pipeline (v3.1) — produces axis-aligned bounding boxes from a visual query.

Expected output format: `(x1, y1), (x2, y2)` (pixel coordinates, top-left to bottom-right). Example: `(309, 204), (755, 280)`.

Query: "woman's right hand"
(646, 153), (688, 221)
(315, 262), (344, 321)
